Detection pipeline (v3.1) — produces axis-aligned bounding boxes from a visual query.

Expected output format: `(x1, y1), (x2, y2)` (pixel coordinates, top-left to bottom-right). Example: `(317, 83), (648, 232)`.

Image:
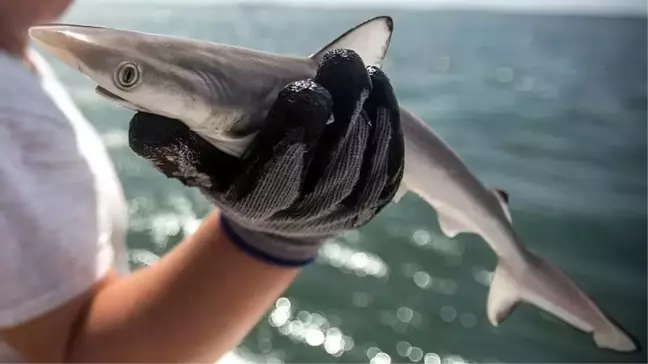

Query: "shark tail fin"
(309, 16), (393, 68)
(487, 254), (637, 353)
(391, 180), (409, 203)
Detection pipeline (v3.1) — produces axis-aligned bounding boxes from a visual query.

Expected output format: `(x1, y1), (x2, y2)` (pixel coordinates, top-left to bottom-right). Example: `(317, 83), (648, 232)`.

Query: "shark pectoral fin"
(437, 209), (472, 238)
(594, 326), (639, 352)
(309, 16), (393, 68)
(391, 181), (409, 203)
(486, 263), (520, 326)
(490, 188), (512, 222)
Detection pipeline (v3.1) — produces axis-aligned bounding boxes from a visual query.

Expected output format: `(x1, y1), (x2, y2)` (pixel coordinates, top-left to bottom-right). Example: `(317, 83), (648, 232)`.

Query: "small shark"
(29, 16), (637, 353)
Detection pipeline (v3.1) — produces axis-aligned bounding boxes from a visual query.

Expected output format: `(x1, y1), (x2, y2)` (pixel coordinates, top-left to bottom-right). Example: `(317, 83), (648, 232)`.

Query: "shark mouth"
(95, 86), (150, 113)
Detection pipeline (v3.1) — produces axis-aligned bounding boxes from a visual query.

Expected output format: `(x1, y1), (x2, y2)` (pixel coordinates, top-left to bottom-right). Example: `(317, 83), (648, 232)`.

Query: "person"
(0, 1), (405, 362)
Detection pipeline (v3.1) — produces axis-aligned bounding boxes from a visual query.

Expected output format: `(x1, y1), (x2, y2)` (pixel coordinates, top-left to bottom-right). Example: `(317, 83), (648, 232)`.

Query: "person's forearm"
(67, 209), (301, 363)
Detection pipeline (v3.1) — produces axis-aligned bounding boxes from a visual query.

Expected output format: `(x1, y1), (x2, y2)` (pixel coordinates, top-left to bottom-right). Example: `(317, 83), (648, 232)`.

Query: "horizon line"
(79, 0), (648, 17)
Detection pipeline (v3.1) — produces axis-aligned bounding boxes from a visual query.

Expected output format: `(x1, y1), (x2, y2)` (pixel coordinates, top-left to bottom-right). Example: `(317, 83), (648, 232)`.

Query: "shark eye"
(114, 62), (140, 90)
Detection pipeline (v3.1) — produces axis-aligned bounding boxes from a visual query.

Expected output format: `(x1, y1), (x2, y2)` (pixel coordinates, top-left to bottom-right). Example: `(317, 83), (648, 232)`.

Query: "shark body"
(29, 17), (637, 352)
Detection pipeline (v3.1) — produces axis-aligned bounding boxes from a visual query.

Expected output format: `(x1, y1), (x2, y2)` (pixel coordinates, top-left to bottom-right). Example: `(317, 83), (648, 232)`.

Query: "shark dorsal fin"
(494, 189), (509, 204)
(309, 16), (393, 68)
(490, 188), (512, 222)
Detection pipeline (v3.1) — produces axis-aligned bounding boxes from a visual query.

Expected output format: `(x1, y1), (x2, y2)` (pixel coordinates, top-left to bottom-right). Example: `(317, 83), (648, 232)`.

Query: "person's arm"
(1, 209), (300, 363)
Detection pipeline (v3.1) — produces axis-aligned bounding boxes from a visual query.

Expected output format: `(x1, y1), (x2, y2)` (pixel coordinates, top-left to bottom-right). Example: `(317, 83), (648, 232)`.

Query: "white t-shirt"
(0, 50), (129, 362)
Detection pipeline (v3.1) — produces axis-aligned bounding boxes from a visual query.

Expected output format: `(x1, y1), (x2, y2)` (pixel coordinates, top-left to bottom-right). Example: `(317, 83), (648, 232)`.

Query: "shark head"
(29, 16), (393, 156)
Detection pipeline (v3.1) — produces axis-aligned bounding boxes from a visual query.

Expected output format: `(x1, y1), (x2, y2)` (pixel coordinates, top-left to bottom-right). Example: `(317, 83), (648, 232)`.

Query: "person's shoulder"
(0, 51), (59, 117)
(0, 51), (94, 181)
(0, 51), (78, 154)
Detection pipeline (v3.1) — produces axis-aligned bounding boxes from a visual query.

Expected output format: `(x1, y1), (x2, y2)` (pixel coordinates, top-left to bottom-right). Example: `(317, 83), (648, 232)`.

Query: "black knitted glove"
(128, 49), (405, 266)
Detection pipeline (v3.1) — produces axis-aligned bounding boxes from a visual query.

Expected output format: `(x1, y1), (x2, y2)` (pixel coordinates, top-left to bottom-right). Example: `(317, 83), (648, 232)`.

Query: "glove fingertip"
(364, 66), (399, 115)
(128, 112), (238, 191)
(274, 80), (334, 128)
(128, 112), (187, 159)
(247, 79), (333, 159)
(315, 49), (372, 113)
(244, 80), (333, 154)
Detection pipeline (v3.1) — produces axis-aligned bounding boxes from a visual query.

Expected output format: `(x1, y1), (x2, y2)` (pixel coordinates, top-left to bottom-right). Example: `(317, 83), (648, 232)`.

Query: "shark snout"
(29, 25), (92, 70)
(30, 25), (73, 45)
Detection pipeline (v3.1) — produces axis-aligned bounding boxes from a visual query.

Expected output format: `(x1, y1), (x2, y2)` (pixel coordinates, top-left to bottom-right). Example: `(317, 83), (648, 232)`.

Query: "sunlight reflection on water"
(268, 297), (355, 358)
(410, 229), (466, 259)
(317, 239), (389, 278)
(127, 224), (485, 364)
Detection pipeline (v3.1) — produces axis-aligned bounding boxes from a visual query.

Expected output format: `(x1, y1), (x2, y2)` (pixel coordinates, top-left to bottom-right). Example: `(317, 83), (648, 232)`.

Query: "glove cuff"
(219, 214), (324, 267)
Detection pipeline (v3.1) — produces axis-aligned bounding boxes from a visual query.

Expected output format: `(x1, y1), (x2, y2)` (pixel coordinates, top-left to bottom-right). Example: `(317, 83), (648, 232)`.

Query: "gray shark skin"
(29, 17), (637, 353)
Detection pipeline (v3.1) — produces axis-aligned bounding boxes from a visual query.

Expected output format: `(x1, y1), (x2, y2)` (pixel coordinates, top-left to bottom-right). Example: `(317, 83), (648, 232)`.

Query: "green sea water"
(45, 3), (647, 363)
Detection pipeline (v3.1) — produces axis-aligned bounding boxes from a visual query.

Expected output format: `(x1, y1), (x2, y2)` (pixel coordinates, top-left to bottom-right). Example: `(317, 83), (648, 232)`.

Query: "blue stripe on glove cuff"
(219, 214), (317, 268)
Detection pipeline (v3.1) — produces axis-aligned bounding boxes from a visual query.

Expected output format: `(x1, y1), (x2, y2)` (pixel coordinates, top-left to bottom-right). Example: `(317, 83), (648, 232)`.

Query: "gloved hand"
(127, 49), (405, 267)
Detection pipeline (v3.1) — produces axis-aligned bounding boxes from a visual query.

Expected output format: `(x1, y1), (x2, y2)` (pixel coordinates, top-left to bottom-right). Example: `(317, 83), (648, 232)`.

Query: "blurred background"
(39, 0), (646, 362)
